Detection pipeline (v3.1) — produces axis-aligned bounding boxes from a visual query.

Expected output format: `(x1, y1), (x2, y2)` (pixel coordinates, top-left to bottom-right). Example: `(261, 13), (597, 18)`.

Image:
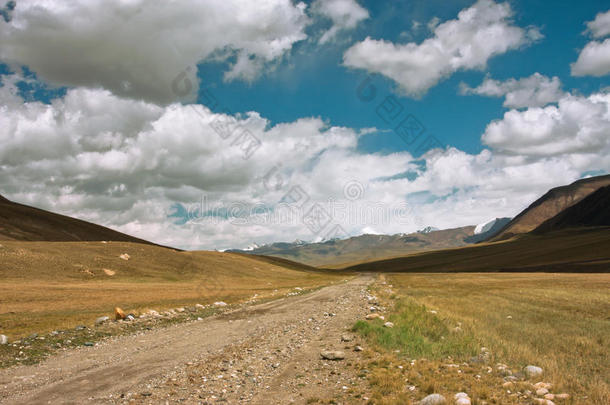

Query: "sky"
(0, 0), (609, 250)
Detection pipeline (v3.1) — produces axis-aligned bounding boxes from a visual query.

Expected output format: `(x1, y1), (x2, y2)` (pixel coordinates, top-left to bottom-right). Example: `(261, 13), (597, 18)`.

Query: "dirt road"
(0, 275), (374, 404)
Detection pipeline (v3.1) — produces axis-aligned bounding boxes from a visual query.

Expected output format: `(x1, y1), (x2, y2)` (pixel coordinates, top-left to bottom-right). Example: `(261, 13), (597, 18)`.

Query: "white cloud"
(571, 38), (610, 77)
(343, 0), (540, 97)
(312, 0), (369, 44)
(0, 0), (309, 104)
(483, 91), (610, 158)
(460, 73), (564, 108)
(1, 75), (608, 250)
(586, 10), (610, 38)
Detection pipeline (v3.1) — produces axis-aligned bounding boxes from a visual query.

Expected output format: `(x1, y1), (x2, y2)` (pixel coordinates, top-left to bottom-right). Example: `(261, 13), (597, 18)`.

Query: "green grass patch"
(352, 299), (478, 360)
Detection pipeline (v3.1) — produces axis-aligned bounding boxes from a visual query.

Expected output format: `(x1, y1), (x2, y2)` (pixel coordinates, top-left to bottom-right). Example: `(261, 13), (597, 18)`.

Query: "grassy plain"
(0, 241), (345, 338)
(354, 273), (610, 404)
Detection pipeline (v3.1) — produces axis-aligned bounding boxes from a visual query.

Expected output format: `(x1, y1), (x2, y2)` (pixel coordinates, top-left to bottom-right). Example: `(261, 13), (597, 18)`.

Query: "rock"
(502, 381), (514, 389)
(114, 307), (127, 320)
(75, 325), (87, 331)
(554, 393), (569, 400)
(320, 350), (345, 360)
(506, 315), (513, 319)
(341, 334), (352, 342)
(103, 268), (116, 276)
(175, 307), (185, 313)
(95, 316), (110, 325)
(365, 313), (380, 320)
(454, 393), (471, 405)
(383, 322), (394, 328)
(84, 342), (94, 347)
(544, 393), (555, 401)
(195, 304), (205, 309)
(496, 364), (512, 376)
(0, 335), (7, 345)
(214, 301), (228, 307)
(119, 253), (130, 261)
(534, 382), (552, 390)
(418, 393), (446, 405)
(126, 315), (135, 321)
(524, 365), (543, 378)
(536, 388), (549, 396)
(452, 326), (462, 333)
(370, 306), (377, 312)
(354, 346), (363, 352)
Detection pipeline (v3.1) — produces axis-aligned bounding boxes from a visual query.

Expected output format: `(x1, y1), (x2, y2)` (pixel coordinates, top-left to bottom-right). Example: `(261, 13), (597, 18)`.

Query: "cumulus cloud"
(586, 9), (610, 38)
(571, 11), (610, 77)
(0, 0), (309, 104)
(483, 91), (610, 158)
(571, 38), (610, 77)
(312, 0), (369, 44)
(2, 73), (608, 250)
(460, 73), (564, 108)
(343, 0), (540, 97)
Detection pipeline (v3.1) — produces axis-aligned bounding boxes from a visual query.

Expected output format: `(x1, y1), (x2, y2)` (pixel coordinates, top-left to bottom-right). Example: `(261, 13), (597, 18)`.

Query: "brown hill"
(0, 194), (155, 245)
(340, 228), (610, 273)
(534, 185), (610, 233)
(232, 226), (475, 267)
(488, 174), (610, 241)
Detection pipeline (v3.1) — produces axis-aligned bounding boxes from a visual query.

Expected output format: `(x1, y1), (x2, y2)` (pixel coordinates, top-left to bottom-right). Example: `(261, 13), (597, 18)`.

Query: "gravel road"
(0, 275), (374, 404)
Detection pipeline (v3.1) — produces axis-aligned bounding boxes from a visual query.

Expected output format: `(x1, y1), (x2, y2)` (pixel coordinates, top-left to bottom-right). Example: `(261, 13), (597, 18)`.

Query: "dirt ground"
(0, 275), (374, 404)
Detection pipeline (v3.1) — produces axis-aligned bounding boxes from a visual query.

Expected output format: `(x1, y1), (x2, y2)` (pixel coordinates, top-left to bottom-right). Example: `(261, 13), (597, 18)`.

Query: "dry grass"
(355, 273), (610, 404)
(0, 241), (345, 338)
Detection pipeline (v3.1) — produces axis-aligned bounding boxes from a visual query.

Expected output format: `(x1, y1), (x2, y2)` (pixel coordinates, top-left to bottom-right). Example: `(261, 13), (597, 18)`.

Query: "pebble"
(536, 388), (549, 396)
(0, 335), (7, 345)
(95, 316), (110, 325)
(419, 393), (446, 405)
(383, 322), (394, 328)
(524, 365), (543, 378)
(119, 253), (130, 261)
(454, 392), (471, 404)
(354, 346), (363, 352)
(554, 393), (570, 400)
(214, 301), (228, 307)
(320, 350), (345, 360)
(341, 334), (352, 342)
(114, 307), (127, 320)
(365, 313), (380, 320)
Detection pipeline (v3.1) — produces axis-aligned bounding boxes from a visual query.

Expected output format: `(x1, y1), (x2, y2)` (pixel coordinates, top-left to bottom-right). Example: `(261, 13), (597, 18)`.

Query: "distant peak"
(417, 226), (439, 234)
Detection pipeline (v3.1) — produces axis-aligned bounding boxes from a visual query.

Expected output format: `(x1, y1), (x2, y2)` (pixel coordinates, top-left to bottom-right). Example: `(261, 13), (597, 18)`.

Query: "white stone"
(524, 365), (544, 378)
(418, 393), (446, 405)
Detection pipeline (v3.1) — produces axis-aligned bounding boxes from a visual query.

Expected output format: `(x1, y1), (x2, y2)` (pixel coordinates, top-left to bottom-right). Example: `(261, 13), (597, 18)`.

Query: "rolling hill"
(488, 174), (610, 241)
(341, 228), (610, 273)
(534, 185), (610, 233)
(231, 226), (476, 267)
(0, 194), (155, 245)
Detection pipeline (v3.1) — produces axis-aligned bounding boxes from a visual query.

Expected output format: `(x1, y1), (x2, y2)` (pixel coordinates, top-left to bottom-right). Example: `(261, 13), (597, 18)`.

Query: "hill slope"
(231, 226), (475, 267)
(489, 174), (610, 241)
(0, 195), (154, 244)
(341, 228), (610, 273)
(0, 240), (342, 337)
(534, 185), (610, 233)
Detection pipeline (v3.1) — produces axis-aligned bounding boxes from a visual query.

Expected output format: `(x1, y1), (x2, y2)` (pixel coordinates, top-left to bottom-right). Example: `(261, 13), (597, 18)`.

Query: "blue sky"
(1, 0), (609, 249)
(196, 0), (609, 156)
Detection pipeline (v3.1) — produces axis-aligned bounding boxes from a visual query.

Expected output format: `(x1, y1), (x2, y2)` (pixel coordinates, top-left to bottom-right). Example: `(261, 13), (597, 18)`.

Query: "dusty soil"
(0, 275), (374, 404)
